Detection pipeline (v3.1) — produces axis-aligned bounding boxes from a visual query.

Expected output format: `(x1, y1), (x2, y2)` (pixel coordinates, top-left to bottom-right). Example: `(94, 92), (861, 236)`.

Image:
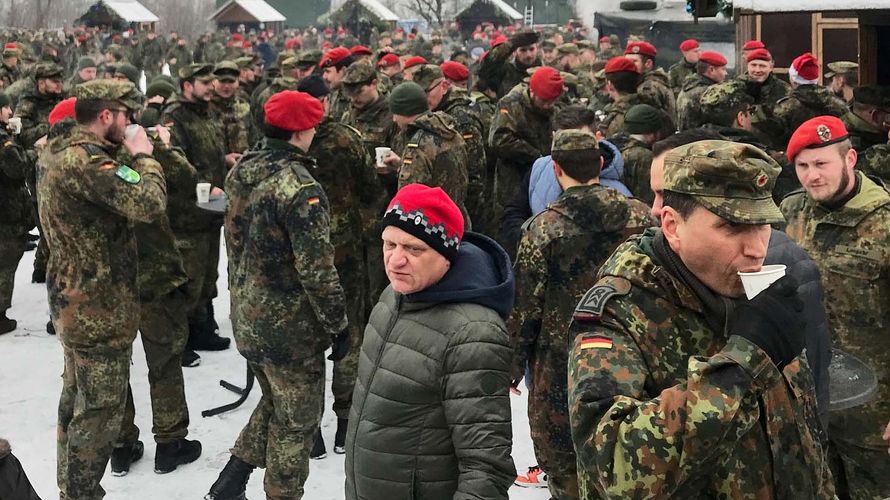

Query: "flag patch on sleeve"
(579, 335), (613, 350)
(307, 196), (320, 205)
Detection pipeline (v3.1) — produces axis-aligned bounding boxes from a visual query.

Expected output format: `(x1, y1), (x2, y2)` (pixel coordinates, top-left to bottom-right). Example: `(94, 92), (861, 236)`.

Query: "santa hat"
(789, 52), (820, 85)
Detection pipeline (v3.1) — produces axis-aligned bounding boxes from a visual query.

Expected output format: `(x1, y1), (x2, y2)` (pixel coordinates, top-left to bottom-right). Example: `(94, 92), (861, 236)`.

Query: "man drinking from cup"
(567, 140), (834, 498)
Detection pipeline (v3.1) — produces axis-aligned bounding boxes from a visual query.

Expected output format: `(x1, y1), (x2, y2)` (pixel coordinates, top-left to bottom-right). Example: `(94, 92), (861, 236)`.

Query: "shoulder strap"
(573, 276), (632, 322)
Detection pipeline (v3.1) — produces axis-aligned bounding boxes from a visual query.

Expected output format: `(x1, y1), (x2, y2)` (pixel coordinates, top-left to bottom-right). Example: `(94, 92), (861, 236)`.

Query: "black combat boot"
(155, 438), (202, 474)
(46, 320), (55, 335)
(187, 320), (231, 351)
(334, 418), (348, 454)
(110, 440), (144, 476)
(181, 349), (201, 367)
(0, 312), (16, 335)
(31, 267), (45, 284)
(205, 455), (255, 500)
(310, 428), (326, 460)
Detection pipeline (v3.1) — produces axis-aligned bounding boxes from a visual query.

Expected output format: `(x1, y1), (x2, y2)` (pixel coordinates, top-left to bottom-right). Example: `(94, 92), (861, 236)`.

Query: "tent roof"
(210, 0), (286, 23)
(101, 0), (159, 23)
(485, 0), (523, 20)
(733, 0), (889, 11)
(335, 0), (399, 22)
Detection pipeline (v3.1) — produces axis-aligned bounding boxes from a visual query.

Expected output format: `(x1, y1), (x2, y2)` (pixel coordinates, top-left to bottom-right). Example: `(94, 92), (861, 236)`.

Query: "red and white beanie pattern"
(382, 184), (464, 261)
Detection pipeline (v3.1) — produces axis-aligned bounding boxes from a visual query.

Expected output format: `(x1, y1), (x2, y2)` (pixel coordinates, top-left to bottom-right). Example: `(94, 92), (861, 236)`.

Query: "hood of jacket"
(598, 138), (625, 183)
(407, 111), (460, 140)
(405, 232), (515, 319)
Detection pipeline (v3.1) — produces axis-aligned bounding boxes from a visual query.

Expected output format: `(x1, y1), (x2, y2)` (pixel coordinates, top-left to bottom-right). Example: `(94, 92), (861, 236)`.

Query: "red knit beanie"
(529, 66), (564, 101)
(382, 184), (464, 261)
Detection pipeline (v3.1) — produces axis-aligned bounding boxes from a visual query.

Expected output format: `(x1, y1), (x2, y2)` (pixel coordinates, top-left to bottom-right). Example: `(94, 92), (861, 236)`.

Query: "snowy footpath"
(0, 243), (548, 499)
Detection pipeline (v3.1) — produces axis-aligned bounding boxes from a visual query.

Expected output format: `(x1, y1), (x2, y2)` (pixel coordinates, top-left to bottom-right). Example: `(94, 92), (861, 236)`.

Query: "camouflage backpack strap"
(573, 276), (632, 322)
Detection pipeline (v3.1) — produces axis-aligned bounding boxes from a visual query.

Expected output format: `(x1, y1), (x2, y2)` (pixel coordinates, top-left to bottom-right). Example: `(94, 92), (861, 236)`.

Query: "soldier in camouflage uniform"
(676, 51), (728, 131)
(553, 43), (596, 102)
(141, 31), (166, 82)
(38, 80), (167, 500)
(161, 63), (231, 352)
(773, 54), (847, 146)
(251, 57), (301, 130)
(842, 85), (890, 157)
(382, 82), (470, 225)
(166, 38), (193, 78)
(781, 116), (890, 500)
(414, 64), (487, 230)
(16, 62), (64, 284)
(739, 49), (792, 149)
(0, 90), (31, 335)
(0, 43), (21, 88)
(488, 67), (563, 246)
(667, 39), (699, 95)
(206, 89), (348, 500)
(597, 57), (645, 138)
(607, 104), (661, 204)
(624, 42), (676, 125)
(510, 130), (651, 499)
(478, 30), (542, 99)
(320, 47), (355, 121)
(210, 61), (253, 156)
(568, 140), (833, 499)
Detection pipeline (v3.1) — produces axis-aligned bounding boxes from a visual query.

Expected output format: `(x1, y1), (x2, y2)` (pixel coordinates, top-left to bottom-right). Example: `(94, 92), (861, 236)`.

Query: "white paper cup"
(375, 147), (392, 167)
(738, 264), (787, 300)
(125, 123), (141, 141)
(8, 116), (21, 135)
(196, 183), (212, 204)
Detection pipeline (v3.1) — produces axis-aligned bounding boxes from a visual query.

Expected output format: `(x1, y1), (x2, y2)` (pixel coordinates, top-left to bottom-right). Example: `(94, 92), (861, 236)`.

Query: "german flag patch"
(307, 196), (320, 205)
(578, 335), (613, 350)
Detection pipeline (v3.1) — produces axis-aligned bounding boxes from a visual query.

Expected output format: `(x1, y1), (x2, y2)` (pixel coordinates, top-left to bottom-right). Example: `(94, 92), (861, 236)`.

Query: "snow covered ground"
(0, 243), (549, 500)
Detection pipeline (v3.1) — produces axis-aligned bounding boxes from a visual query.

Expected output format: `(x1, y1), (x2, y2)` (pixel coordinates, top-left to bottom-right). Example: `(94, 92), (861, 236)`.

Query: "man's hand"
(883, 421), (890, 454)
(146, 95), (165, 105)
(123, 126), (154, 156)
(210, 186), (224, 197)
(153, 125), (171, 146)
(225, 152), (243, 168)
(33, 135), (48, 148)
(730, 275), (805, 369)
(376, 151), (400, 174)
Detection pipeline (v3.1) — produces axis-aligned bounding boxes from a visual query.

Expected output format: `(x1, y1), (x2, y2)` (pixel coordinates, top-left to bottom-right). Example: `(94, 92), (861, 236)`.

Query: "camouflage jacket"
(774, 85), (847, 145)
(399, 111), (470, 224)
(327, 86), (352, 122)
(307, 118), (381, 248)
(859, 143), (890, 182)
(510, 184), (650, 474)
(598, 92), (644, 138)
(676, 73), (716, 131)
(141, 37), (166, 71)
(781, 173), (890, 449)
(489, 83), (555, 209)
(162, 96), (226, 231)
(609, 133), (654, 204)
(667, 58), (696, 95)
(165, 44), (193, 76)
(37, 126), (167, 350)
(224, 139), (347, 364)
(478, 40), (541, 99)
(436, 90), (487, 225)
(0, 62), (20, 88)
(0, 126), (33, 229)
(344, 94), (397, 160)
(210, 94), (252, 154)
(741, 74), (792, 147)
(638, 68), (676, 122)
(842, 110), (886, 157)
(15, 89), (63, 148)
(568, 229), (833, 499)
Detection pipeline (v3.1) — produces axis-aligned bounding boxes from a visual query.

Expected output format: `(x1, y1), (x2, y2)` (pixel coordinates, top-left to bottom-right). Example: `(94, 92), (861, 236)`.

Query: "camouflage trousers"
(57, 344), (132, 500)
(331, 243), (367, 420)
(232, 354), (325, 499)
(363, 229), (388, 319)
(176, 230), (221, 323)
(828, 423), (890, 500)
(117, 292), (191, 446)
(547, 471), (580, 500)
(0, 227), (25, 311)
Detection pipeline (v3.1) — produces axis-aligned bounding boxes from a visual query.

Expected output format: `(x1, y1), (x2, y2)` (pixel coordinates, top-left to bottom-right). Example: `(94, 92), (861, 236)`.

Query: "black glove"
(730, 275), (805, 369)
(509, 30), (539, 49)
(327, 329), (350, 362)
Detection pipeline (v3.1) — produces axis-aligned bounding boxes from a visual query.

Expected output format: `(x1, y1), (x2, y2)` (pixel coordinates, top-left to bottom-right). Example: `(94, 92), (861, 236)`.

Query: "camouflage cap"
(540, 40), (556, 50)
(556, 43), (579, 56)
(551, 129), (598, 152)
(576, 39), (594, 50)
(824, 61), (858, 78)
(178, 63), (214, 81)
(233, 56), (254, 69)
(279, 56), (298, 72)
(700, 80), (754, 121)
(852, 85), (890, 109)
(34, 62), (64, 79)
(296, 49), (323, 67)
(341, 61), (377, 86)
(412, 64), (445, 91)
(664, 140), (783, 224)
(213, 60), (240, 81)
(75, 79), (143, 110)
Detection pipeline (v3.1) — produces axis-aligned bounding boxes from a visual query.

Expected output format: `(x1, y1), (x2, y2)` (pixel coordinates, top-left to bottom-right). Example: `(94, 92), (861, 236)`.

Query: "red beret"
(679, 39), (699, 52)
(743, 40), (766, 50)
(624, 41), (656, 58)
(790, 52), (820, 81)
(529, 66), (564, 101)
(285, 38), (300, 50)
(490, 35), (508, 47)
(242, 41), (252, 49)
(319, 47), (351, 68)
(746, 48), (772, 63)
(604, 56), (640, 74)
(403, 56), (428, 69)
(377, 53), (400, 67)
(231, 33), (243, 42)
(599, 36), (610, 43)
(786, 115), (849, 162)
(263, 91), (324, 132)
(3, 43), (16, 50)
(699, 51), (727, 67)
(350, 45), (373, 56)
(440, 61), (469, 82)
(382, 183), (464, 262)
(48, 97), (76, 126)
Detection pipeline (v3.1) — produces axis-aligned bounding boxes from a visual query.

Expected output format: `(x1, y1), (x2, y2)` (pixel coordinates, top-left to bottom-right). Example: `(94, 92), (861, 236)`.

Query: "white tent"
(352, 0), (399, 22)
(101, 0), (159, 23)
(209, 0), (287, 23)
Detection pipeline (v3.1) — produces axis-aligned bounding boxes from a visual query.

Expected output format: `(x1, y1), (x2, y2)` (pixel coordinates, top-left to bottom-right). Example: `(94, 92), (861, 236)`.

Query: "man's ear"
(552, 158), (564, 178)
(661, 206), (683, 253)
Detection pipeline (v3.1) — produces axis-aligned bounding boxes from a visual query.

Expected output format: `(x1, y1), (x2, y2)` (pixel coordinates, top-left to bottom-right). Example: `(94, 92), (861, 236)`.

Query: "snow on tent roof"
(356, 0), (399, 22)
(102, 0), (159, 23)
(733, 0), (888, 11)
(210, 0), (286, 23)
(486, 0), (523, 20)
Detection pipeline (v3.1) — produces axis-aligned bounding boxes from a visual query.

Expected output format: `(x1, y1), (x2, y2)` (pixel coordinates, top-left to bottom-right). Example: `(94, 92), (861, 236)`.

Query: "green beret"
(664, 140), (783, 225)
(389, 82), (429, 116)
(178, 63), (214, 81)
(0, 91), (9, 108)
(146, 79), (175, 99)
(341, 61), (377, 86)
(75, 79), (143, 110)
(624, 104), (662, 134)
(114, 63), (140, 86)
(852, 85), (890, 109)
(551, 129), (598, 152)
(77, 56), (97, 71)
(213, 61), (240, 81)
(411, 64), (444, 91)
